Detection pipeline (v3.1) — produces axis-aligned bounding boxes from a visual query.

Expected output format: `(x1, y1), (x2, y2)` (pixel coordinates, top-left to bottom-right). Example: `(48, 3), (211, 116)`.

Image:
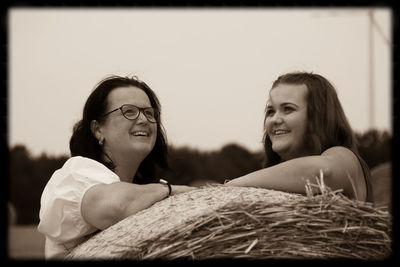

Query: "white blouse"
(37, 156), (120, 259)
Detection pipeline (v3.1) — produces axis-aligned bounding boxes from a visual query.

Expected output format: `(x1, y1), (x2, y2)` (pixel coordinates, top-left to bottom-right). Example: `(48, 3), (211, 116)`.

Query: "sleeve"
(37, 156), (120, 243)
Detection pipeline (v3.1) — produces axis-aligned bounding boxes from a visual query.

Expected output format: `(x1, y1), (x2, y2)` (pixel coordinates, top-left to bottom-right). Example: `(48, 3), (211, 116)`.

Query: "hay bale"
(66, 182), (391, 260)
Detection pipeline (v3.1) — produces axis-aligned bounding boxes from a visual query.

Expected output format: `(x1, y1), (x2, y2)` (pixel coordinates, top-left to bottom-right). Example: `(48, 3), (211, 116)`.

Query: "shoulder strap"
(350, 150), (374, 203)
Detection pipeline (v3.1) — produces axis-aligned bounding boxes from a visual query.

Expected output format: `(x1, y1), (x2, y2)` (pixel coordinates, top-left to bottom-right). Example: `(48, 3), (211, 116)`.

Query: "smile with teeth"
(273, 130), (290, 135)
(131, 131), (149, 137)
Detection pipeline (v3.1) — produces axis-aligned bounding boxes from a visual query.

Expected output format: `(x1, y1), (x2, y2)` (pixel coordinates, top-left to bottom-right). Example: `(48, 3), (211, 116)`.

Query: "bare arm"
(225, 146), (366, 200)
(81, 182), (195, 230)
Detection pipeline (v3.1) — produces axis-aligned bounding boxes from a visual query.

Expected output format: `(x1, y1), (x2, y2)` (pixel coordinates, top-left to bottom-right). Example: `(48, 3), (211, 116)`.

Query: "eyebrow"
(266, 102), (300, 109)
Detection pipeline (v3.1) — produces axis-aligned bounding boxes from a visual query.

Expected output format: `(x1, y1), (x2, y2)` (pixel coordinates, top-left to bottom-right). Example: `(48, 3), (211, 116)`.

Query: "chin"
(134, 142), (156, 154)
(272, 142), (286, 154)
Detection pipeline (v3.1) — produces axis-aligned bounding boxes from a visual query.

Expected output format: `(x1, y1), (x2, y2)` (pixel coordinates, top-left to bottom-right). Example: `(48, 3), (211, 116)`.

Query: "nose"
(135, 110), (148, 124)
(270, 111), (283, 125)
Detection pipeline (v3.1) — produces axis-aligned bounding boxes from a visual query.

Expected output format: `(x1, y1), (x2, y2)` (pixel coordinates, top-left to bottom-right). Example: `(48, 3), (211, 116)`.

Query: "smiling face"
(265, 83), (310, 161)
(98, 86), (158, 163)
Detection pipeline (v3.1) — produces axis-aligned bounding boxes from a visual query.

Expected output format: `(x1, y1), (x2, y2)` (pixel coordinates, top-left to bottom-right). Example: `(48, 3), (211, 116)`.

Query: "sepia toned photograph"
(8, 6), (392, 260)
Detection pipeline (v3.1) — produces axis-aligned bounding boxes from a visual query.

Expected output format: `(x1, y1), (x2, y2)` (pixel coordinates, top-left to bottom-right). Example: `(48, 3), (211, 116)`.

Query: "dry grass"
(68, 174), (392, 260)
(122, 184), (391, 259)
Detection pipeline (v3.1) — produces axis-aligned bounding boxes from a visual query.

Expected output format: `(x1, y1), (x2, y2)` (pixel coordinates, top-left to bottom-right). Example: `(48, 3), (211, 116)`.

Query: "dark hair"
(262, 71), (358, 167)
(69, 75), (169, 184)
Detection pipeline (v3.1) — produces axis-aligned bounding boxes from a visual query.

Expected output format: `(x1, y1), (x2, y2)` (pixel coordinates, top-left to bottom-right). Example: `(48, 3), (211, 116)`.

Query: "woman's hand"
(224, 178), (242, 186)
(170, 185), (197, 195)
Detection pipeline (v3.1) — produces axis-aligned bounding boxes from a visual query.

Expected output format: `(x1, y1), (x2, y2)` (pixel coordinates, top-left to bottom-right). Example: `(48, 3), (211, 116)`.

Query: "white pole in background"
(368, 9), (375, 130)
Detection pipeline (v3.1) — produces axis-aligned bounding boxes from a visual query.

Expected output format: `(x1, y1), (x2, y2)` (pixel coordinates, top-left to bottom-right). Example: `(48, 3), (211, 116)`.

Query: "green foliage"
(8, 129), (391, 225)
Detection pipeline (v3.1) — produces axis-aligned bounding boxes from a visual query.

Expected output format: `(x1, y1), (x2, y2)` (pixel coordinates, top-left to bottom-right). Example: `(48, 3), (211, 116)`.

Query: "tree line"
(8, 129), (391, 225)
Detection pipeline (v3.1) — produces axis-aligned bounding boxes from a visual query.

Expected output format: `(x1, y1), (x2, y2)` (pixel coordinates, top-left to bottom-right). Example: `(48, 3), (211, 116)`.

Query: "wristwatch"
(159, 179), (172, 196)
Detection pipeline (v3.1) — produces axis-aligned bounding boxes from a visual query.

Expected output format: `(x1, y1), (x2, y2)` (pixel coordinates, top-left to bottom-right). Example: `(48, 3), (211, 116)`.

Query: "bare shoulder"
(321, 146), (358, 163)
(320, 146), (360, 178)
(321, 146), (366, 201)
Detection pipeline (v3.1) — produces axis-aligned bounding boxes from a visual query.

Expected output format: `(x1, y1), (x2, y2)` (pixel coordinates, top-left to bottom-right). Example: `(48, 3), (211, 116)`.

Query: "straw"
(67, 173), (391, 260)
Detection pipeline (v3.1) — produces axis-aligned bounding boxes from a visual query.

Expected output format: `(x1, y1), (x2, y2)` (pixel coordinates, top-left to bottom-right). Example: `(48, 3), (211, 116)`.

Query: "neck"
(102, 150), (143, 183)
(114, 159), (140, 183)
(280, 150), (311, 162)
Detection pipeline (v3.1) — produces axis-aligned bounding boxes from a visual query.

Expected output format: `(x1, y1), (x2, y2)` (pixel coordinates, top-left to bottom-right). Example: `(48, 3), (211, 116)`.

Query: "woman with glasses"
(225, 72), (373, 203)
(38, 75), (195, 259)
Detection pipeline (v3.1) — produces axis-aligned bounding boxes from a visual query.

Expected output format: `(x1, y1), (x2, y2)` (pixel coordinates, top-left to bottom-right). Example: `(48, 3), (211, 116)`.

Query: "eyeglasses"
(102, 104), (158, 123)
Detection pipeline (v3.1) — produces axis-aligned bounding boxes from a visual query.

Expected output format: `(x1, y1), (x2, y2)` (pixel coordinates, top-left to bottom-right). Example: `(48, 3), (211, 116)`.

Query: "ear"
(90, 120), (103, 142)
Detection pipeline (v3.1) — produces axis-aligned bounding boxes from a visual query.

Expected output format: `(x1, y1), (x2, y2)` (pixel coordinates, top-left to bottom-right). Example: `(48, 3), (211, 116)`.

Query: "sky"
(8, 7), (392, 157)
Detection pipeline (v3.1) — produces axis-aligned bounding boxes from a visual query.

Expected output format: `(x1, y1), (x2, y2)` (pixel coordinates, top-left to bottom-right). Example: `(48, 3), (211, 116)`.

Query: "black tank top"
(351, 150), (374, 203)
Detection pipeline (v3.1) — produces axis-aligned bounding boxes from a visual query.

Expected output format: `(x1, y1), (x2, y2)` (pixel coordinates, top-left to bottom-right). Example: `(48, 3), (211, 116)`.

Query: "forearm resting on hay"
(226, 147), (359, 199)
(81, 182), (169, 230)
